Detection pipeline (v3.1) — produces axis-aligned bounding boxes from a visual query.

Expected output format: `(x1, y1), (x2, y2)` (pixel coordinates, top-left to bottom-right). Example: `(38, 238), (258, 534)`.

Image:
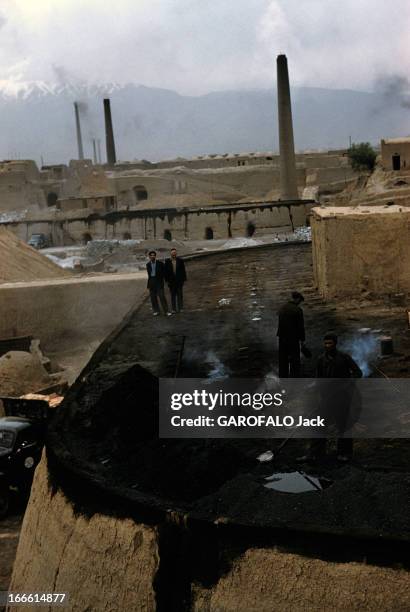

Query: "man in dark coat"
(146, 250), (171, 316)
(164, 248), (187, 313)
(302, 332), (362, 462)
(277, 291), (306, 377)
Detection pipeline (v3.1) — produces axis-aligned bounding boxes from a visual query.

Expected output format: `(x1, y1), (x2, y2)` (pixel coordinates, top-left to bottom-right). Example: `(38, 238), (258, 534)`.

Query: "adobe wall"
(311, 206), (410, 297)
(0, 153), (350, 215)
(147, 151), (346, 171)
(381, 139), (410, 170)
(2, 202), (313, 245)
(192, 548), (409, 611)
(0, 181), (46, 211)
(0, 273), (146, 348)
(9, 455), (158, 612)
(10, 455), (409, 611)
(111, 165), (308, 207)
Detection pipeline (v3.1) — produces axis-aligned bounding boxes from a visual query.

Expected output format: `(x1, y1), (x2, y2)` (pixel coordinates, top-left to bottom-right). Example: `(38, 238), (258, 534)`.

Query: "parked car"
(28, 233), (50, 249)
(0, 414), (46, 517)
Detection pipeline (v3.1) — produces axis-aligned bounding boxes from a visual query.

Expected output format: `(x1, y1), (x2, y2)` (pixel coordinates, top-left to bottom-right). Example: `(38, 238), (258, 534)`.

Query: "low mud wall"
(9, 456), (158, 612)
(0, 273), (146, 348)
(9, 454), (410, 612)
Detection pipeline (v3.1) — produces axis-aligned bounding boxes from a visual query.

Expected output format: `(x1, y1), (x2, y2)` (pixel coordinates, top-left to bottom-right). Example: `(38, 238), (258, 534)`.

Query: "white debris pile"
(293, 226), (312, 241)
(0, 210), (27, 223)
(86, 239), (143, 259)
(271, 226), (311, 243)
(221, 237), (263, 249)
(45, 254), (86, 269)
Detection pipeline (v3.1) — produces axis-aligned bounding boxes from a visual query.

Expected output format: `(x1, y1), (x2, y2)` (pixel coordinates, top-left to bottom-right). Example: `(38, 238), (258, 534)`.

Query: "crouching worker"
(299, 332), (362, 463)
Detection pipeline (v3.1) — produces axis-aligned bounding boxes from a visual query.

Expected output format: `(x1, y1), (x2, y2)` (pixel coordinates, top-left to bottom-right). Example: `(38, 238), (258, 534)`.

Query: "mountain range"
(0, 80), (409, 165)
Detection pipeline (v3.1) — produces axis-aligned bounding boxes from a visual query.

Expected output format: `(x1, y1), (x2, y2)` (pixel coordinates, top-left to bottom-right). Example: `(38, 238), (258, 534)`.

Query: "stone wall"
(311, 205), (410, 297)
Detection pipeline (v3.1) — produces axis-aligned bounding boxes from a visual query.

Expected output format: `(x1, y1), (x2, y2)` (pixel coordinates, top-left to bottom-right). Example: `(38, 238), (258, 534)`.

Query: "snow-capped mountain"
(0, 79), (408, 164)
(0, 79), (122, 100)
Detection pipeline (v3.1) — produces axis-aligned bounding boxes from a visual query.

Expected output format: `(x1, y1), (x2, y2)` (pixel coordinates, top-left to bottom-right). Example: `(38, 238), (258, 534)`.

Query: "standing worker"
(277, 291), (307, 377)
(299, 332), (363, 463)
(146, 250), (171, 316)
(165, 248), (187, 313)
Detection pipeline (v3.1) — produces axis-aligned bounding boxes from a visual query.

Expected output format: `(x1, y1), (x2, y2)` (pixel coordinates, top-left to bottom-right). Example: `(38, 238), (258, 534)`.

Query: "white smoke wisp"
(340, 333), (379, 377)
(206, 351), (230, 380)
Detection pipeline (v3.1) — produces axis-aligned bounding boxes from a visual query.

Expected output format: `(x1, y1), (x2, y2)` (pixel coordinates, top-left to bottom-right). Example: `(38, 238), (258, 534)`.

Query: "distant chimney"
(92, 138), (97, 164)
(97, 139), (102, 164)
(73, 102), (84, 160)
(103, 98), (116, 165)
(276, 55), (298, 200)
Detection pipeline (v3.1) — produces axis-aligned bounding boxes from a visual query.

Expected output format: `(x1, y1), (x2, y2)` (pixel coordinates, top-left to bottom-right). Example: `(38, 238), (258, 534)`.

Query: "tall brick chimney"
(74, 102), (84, 160)
(103, 98), (117, 165)
(277, 55), (298, 200)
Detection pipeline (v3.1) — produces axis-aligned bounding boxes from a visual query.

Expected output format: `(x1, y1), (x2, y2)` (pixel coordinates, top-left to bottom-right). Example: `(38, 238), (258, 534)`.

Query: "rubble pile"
(50, 238), (192, 273)
(0, 227), (70, 283)
(0, 351), (52, 396)
(0, 339), (67, 397)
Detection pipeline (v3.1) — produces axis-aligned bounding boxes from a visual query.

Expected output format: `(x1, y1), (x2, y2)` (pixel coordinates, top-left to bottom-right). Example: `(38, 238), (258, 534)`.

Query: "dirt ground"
(0, 227), (70, 284)
(0, 511), (22, 607)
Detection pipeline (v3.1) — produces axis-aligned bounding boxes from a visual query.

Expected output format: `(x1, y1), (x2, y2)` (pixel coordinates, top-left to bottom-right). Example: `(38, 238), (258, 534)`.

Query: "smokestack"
(276, 55), (298, 200)
(97, 139), (102, 164)
(73, 102), (84, 160)
(92, 139), (97, 164)
(103, 98), (116, 165)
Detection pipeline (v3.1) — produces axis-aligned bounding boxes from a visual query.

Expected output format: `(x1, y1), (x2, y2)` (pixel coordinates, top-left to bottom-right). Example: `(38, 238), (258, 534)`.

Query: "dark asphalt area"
(48, 243), (410, 548)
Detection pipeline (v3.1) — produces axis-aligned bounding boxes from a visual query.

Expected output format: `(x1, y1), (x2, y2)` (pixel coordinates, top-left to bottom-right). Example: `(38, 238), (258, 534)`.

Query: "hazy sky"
(1, 0), (410, 95)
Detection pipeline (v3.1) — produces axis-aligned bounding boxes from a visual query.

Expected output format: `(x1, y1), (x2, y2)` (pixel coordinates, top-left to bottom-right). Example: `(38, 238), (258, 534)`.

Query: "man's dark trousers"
(165, 257), (186, 312)
(148, 277), (169, 313)
(170, 283), (183, 312)
(278, 338), (301, 378)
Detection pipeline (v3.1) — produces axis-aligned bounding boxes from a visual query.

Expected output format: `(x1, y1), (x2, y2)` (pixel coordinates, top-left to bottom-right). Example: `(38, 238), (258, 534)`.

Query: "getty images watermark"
(169, 388), (324, 428)
(159, 378), (410, 438)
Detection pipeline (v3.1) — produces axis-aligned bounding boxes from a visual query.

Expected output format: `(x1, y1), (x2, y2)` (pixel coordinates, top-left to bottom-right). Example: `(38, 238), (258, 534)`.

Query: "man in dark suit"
(164, 248), (187, 313)
(277, 291), (306, 377)
(146, 250), (171, 316)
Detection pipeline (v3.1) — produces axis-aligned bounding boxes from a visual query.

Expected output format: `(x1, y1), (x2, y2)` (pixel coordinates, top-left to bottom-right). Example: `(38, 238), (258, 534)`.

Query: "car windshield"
(0, 430), (14, 449)
(30, 235), (43, 240)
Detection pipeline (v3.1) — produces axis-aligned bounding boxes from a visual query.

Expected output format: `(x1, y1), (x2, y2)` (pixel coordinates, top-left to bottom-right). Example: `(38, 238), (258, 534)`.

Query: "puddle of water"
(263, 471), (331, 493)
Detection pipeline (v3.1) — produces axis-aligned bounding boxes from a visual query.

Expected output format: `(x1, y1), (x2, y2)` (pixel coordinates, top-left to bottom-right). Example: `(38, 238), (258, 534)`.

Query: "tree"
(347, 142), (377, 172)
